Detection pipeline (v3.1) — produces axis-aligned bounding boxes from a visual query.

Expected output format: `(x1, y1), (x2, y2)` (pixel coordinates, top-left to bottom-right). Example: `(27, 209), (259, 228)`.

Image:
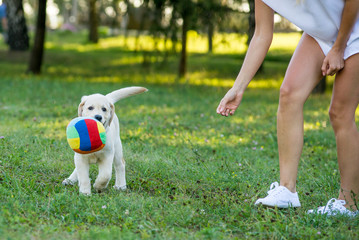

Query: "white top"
(262, 0), (359, 59)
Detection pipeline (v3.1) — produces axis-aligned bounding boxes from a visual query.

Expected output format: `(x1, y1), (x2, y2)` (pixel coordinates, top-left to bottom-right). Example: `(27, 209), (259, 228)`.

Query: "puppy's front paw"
(113, 185), (127, 191)
(79, 186), (91, 195)
(80, 191), (91, 196)
(62, 178), (76, 186)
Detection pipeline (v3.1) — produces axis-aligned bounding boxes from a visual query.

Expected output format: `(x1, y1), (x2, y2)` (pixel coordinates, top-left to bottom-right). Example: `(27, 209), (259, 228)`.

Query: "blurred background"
(0, 0), (309, 84)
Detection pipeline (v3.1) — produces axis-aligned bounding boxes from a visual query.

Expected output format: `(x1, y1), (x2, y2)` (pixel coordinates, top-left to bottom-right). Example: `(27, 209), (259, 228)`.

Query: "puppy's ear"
(78, 96), (88, 117)
(108, 103), (115, 126)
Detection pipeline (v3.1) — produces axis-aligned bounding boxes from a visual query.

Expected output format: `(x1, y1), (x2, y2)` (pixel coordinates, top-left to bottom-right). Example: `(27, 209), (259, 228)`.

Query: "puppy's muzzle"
(94, 115), (103, 122)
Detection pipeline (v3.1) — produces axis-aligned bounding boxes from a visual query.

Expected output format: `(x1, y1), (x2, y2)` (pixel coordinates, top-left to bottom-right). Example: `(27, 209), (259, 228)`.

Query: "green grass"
(0, 31), (358, 239)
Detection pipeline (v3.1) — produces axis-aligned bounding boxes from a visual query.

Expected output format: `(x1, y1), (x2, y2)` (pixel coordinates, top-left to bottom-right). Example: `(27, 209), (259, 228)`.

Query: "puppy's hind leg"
(113, 143), (127, 191)
(62, 168), (78, 186)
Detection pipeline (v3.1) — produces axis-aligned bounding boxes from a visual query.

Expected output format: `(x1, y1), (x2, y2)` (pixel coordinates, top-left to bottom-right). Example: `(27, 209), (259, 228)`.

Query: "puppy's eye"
(88, 106), (94, 110)
(102, 107), (107, 112)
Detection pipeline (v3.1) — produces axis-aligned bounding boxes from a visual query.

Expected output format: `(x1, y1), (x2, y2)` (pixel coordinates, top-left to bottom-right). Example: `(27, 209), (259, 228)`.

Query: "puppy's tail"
(106, 87), (148, 104)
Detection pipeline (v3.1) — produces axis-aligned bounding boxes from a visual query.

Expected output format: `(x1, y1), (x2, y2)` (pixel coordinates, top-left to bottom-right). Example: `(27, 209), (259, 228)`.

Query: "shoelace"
(325, 198), (346, 211)
(267, 182), (282, 195)
(309, 199), (358, 216)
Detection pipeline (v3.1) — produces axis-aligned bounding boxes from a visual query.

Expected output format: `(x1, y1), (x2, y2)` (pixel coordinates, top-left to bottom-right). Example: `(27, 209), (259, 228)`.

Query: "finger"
(329, 68), (337, 76)
(217, 99), (228, 114)
(216, 103), (224, 114)
(328, 64), (341, 76)
(321, 59), (328, 76)
(327, 66), (335, 76)
(216, 104), (222, 114)
(217, 105), (225, 116)
(229, 109), (235, 115)
(225, 108), (230, 117)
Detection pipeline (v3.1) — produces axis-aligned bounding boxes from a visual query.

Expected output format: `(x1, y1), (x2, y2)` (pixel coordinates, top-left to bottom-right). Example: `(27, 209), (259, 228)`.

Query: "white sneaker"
(255, 182), (301, 208)
(307, 198), (359, 217)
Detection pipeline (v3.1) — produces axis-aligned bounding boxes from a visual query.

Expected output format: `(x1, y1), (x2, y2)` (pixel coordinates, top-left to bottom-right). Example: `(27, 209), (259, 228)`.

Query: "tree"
(170, 0), (195, 77)
(149, 0), (166, 51)
(110, 0), (120, 33)
(170, 0), (234, 76)
(179, 7), (188, 77)
(247, 0), (255, 46)
(134, 0), (150, 52)
(197, 0), (232, 53)
(28, 0), (47, 74)
(5, 0), (29, 51)
(71, 0), (78, 25)
(88, 0), (98, 43)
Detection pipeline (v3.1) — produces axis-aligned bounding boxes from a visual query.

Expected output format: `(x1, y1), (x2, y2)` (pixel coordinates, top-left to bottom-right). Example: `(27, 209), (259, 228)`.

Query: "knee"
(328, 105), (338, 124)
(279, 85), (291, 106)
(328, 103), (348, 130)
(278, 85), (304, 108)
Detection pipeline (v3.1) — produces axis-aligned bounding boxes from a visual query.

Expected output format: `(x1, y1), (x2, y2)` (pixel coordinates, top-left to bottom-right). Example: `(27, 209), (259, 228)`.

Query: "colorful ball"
(66, 117), (106, 154)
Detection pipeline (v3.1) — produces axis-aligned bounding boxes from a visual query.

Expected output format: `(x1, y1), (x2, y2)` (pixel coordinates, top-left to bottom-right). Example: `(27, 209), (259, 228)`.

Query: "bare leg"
(277, 33), (324, 192)
(329, 54), (359, 210)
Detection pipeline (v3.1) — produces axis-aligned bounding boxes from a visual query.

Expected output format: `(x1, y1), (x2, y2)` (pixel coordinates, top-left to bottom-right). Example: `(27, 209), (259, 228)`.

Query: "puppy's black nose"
(94, 115), (102, 122)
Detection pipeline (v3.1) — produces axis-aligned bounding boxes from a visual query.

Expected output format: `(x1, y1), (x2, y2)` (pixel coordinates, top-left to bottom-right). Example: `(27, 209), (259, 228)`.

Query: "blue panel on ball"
(75, 119), (91, 151)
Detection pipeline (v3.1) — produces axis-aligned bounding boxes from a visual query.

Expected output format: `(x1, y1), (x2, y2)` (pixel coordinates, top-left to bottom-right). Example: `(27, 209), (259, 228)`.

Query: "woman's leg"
(329, 54), (359, 210)
(277, 33), (324, 192)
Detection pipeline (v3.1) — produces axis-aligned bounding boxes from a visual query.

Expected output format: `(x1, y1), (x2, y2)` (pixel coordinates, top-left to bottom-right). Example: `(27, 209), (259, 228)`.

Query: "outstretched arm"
(217, 0), (274, 116)
(321, 0), (359, 76)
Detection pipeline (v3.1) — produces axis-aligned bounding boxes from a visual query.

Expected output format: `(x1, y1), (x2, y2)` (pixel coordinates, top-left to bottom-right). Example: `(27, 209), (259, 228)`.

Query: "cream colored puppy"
(62, 87), (147, 195)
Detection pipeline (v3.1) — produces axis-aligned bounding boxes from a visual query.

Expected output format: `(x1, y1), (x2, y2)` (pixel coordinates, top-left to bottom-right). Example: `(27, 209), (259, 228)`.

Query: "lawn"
(0, 31), (358, 239)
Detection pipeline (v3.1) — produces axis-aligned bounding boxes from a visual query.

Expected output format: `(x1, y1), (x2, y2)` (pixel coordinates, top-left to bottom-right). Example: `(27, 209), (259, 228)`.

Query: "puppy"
(62, 87), (147, 195)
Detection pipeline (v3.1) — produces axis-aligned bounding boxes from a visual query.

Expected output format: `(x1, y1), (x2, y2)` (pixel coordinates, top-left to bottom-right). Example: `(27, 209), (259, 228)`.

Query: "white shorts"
(313, 36), (359, 60)
(261, 0), (359, 60)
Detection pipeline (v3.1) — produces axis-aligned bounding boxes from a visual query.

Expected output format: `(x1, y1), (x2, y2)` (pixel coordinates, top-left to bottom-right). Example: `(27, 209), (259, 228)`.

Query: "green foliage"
(0, 32), (358, 239)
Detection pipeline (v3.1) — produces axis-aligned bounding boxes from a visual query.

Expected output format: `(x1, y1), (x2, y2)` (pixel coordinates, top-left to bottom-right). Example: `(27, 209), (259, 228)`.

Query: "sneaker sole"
(255, 203), (301, 208)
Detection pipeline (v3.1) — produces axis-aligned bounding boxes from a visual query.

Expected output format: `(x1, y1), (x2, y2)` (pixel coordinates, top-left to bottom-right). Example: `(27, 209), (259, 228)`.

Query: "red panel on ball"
(84, 119), (103, 151)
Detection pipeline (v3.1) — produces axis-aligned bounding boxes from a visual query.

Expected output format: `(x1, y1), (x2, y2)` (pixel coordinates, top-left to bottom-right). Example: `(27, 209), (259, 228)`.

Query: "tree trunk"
(207, 19), (213, 53)
(179, 14), (188, 77)
(88, 0), (98, 43)
(136, 3), (149, 52)
(246, 0), (255, 46)
(28, 0), (47, 74)
(169, 11), (178, 53)
(71, 0), (78, 24)
(109, 0), (120, 36)
(5, 0), (29, 51)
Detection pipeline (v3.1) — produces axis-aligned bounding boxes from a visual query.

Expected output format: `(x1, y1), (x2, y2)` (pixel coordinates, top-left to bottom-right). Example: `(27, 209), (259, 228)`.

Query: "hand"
(216, 88), (243, 117)
(321, 47), (345, 76)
